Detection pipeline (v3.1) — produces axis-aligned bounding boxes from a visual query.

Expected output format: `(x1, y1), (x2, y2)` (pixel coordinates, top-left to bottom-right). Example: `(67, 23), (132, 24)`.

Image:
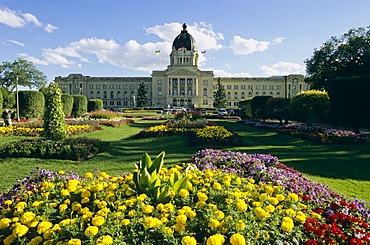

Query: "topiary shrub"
(72, 95), (87, 118)
(251, 96), (272, 121)
(61, 94), (74, 117)
(87, 99), (103, 112)
(266, 97), (290, 124)
(239, 98), (252, 118)
(18, 90), (45, 118)
(0, 90), (3, 111)
(290, 90), (330, 125)
(42, 83), (68, 140)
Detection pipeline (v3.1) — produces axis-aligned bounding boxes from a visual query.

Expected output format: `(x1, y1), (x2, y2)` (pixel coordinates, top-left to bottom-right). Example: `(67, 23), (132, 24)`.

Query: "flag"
(178, 47), (183, 51)
(155, 50), (160, 54)
(201, 50), (206, 54)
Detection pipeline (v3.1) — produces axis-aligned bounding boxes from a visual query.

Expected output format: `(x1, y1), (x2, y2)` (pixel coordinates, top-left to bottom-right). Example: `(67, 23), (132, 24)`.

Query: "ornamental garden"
(0, 85), (369, 244)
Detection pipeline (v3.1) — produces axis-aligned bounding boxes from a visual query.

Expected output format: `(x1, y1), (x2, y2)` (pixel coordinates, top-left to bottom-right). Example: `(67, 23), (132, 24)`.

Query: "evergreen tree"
(42, 83), (67, 140)
(213, 77), (227, 109)
(136, 82), (149, 108)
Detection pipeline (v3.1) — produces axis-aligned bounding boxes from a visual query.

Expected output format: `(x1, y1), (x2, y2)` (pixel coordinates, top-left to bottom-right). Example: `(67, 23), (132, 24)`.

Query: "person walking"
(2, 109), (12, 126)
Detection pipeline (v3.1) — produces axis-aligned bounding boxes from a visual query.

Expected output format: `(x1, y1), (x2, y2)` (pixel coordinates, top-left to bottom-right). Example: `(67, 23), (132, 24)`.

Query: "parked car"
(218, 108), (227, 116)
(200, 109), (207, 115)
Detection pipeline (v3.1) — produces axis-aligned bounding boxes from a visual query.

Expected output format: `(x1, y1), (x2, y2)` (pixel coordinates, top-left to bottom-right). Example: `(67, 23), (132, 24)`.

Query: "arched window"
(97, 91), (101, 98)
(248, 91), (252, 97)
(103, 91), (107, 99)
(117, 91), (121, 99)
(234, 92), (238, 99)
(227, 92), (231, 99)
(90, 91), (94, 98)
(203, 88), (207, 96)
(110, 91), (114, 99)
(124, 91), (128, 99)
(241, 92), (245, 99)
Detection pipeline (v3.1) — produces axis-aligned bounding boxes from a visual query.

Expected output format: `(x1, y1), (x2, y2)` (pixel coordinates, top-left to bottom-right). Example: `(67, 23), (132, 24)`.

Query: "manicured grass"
(0, 119), (369, 203)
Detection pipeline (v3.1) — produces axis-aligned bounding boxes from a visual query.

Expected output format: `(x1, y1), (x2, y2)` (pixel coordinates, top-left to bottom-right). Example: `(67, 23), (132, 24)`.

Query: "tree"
(42, 83), (67, 140)
(136, 82), (148, 108)
(213, 77), (227, 109)
(0, 58), (47, 92)
(305, 26), (370, 91)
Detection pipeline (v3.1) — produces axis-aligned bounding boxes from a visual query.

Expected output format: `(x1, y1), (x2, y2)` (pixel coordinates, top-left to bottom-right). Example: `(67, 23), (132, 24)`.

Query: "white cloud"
(5, 39), (25, 47)
(0, 7), (57, 32)
(230, 35), (285, 55)
(230, 36), (270, 55)
(260, 62), (305, 76)
(0, 8), (26, 28)
(20, 22), (224, 73)
(44, 23), (58, 33)
(213, 69), (252, 77)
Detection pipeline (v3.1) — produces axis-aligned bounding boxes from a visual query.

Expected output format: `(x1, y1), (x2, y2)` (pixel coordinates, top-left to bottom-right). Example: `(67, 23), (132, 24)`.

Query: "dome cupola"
(172, 23), (196, 51)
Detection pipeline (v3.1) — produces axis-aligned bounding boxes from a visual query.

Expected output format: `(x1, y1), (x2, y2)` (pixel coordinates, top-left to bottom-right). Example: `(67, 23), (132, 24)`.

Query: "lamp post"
(16, 76), (20, 121)
(283, 75), (288, 124)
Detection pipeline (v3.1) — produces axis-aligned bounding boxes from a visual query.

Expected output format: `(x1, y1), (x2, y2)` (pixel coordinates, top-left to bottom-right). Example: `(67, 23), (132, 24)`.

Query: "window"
(90, 91), (94, 98)
(97, 91), (101, 98)
(203, 88), (207, 96)
(103, 85), (107, 89)
(124, 91), (128, 99)
(262, 85), (267, 90)
(234, 92), (238, 99)
(158, 87), (162, 96)
(117, 91), (121, 99)
(241, 92), (245, 99)
(110, 84), (114, 89)
(110, 91), (114, 99)
(104, 91), (107, 99)
(227, 85), (231, 90)
(276, 85), (281, 90)
(248, 91), (252, 97)
(227, 92), (231, 99)
(234, 85), (238, 89)
(241, 85), (246, 90)
(203, 100), (208, 105)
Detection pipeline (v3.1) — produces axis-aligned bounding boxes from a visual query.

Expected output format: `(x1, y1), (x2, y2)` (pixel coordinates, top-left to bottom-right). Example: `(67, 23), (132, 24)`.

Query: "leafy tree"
(0, 87), (15, 109)
(136, 82), (148, 108)
(305, 26), (370, 91)
(213, 77), (227, 109)
(42, 83), (67, 140)
(0, 58), (47, 92)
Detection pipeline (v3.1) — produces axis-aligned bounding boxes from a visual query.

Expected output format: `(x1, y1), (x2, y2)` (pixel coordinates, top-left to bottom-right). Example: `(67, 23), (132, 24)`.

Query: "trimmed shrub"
(87, 99), (103, 112)
(251, 96), (272, 121)
(329, 76), (370, 131)
(0, 90), (3, 111)
(18, 90), (45, 118)
(0, 137), (109, 160)
(290, 90), (330, 125)
(239, 98), (252, 118)
(72, 95), (87, 117)
(266, 97), (290, 124)
(61, 94), (74, 116)
(42, 83), (68, 140)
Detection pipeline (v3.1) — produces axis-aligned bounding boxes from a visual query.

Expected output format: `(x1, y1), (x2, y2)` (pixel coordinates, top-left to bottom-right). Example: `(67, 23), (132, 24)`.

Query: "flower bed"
(0, 125), (100, 137)
(138, 125), (245, 146)
(278, 124), (370, 144)
(239, 120), (370, 144)
(0, 152), (369, 244)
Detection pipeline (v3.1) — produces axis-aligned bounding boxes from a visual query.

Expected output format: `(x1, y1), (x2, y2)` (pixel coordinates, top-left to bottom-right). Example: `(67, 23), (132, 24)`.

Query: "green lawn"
(0, 119), (369, 203)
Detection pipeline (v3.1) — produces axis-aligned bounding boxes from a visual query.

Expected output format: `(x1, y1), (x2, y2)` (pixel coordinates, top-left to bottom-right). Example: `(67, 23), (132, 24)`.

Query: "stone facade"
(55, 24), (309, 110)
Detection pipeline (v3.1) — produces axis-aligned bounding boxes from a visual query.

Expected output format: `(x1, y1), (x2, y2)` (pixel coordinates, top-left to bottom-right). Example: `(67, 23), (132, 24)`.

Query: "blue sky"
(1, 1), (370, 82)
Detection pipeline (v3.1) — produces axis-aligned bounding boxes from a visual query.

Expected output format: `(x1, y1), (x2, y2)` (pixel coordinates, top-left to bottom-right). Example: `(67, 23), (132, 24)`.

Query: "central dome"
(172, 23), (196, 51)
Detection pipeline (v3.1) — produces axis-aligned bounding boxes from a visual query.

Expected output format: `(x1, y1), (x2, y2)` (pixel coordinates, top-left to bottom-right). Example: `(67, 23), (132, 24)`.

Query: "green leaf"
(141, 153), (152, 169)
(151, 151), (165, 173)
(173, 176), (188, 192)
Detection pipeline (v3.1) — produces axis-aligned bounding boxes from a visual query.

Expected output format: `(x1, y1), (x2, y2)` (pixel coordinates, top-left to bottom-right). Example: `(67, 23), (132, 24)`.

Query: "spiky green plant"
(133, 151), (188, 203)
